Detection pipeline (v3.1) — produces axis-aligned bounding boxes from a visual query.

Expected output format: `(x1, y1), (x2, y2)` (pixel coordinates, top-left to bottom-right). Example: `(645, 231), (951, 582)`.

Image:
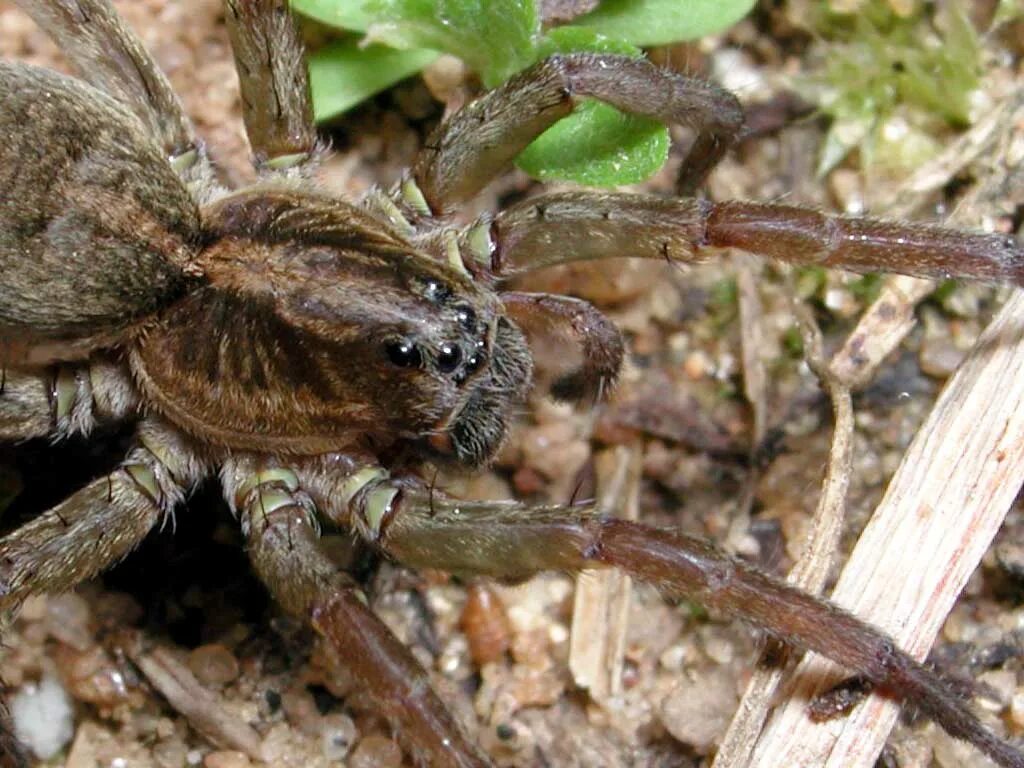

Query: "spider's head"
(132, 189), (532, 464)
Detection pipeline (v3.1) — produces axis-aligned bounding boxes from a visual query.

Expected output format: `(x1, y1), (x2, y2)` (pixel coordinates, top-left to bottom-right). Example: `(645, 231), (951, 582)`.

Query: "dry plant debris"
(0, 1), (1022, 767)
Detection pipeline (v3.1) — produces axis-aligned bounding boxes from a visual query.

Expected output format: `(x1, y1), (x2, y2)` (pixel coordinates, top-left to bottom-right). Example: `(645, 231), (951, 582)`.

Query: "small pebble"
(660, 668), (738, 754)
(45, 593), (92, 650)
(659, 644), (687, 672)
(188, 644), (240, 687)
(204, 750), (250, 768)
(1010, 691), (1024, 728)
(461, 582), (512, 666)
(54, 644), (129, 707)
(321, 713), (357, 761)
(829, 168), (866, 214)
(823, 287), (859, 318)
(348, 734), (403, 768)
(977, 669), (1016, 709)
(153, 737), (188, 768)
(19, 595), (48, 622)
(919, 335), (965, 379)
(421, 54), (468, 104)
(683, 350), (712, 380)
(10, 677), (74, 759)
(281, 686), (322, 736)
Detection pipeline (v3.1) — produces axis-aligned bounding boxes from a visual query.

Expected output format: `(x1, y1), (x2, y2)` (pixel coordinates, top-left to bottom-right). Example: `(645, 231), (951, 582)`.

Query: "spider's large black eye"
(437, 342), (462, 373)
(386, 340), (422, 368)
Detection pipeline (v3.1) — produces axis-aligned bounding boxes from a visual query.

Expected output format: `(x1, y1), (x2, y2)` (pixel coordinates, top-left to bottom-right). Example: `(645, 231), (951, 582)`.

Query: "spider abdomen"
(0, 63), (199, 363)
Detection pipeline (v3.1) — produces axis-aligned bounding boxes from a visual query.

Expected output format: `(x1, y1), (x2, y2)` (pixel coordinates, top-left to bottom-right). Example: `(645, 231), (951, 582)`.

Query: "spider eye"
(386, 340), (422, 368)
(454, 304), (476, 330)
(437, 342), (462, 373)
(422, 280), (452, 303)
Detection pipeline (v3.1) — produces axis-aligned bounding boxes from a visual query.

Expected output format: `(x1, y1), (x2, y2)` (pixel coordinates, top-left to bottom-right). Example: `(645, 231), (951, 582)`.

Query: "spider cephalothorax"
(130, 187), (533, 463)
(1, 1), (1023, 767)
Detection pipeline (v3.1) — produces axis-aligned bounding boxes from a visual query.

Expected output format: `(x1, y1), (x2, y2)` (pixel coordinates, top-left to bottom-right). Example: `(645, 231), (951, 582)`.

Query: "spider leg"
(0, 419), (201, 766)
(473, 190), (1024, 286)
(223, 459), (491, 768)
(499, 291), (624, 402)
(406, 53), (741, 215)
(12, 0), (212, 189)
(0, 362), (140, 441)
(298, 463), (1024, 768)
(0, 418), (202, 610)
(224, 0), (320, 177)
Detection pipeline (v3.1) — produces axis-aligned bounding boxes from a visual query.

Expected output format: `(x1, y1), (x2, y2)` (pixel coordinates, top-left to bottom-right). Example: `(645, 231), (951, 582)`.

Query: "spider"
(0, 0), (1022, 766)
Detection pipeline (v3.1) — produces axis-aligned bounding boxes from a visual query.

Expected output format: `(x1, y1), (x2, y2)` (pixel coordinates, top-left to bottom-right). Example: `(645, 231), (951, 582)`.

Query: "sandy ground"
(0, 1), (1022, 767)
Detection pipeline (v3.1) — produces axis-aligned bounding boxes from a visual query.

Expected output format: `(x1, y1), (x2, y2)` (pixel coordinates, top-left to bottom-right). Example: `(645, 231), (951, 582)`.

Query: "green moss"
(796, 0), (985, 176)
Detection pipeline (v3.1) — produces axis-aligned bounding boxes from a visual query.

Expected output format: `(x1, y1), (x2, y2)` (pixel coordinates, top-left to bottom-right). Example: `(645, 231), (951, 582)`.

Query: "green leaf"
(515, 27), (668, 186)
(573, 0), (756, 46)
(307, 39), (439, 121)
(363, 0), (539, 85)
(293, 0), (375, 31)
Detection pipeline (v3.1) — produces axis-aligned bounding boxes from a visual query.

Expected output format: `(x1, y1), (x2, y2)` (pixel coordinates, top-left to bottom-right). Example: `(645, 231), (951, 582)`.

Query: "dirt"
(0, 1), (1022, 767)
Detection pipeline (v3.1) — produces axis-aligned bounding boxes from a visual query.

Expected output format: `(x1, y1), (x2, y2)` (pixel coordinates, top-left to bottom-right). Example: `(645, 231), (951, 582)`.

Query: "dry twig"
(128, 643), (266, 761)
(715, 299), (855, 768)
(747, 289), (1024, 767)
(569, 445), (641, 704)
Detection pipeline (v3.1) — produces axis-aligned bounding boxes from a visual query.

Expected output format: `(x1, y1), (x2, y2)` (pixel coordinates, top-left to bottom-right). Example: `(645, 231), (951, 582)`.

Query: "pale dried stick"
(128, 643), (266, 760)
(569, 444), (640, 704)
(714, 300), (854, 768)
(746, 289), (1024, 768)
(828, 274), (935, 390)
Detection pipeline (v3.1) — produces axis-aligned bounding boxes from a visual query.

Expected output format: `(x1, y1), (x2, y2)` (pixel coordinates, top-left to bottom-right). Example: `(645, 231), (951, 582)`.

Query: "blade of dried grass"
(714, 298), (854, 768)
(569, 444), (641, 704)
(129, 643), (266, 761)
(746, 289), (1024, 767)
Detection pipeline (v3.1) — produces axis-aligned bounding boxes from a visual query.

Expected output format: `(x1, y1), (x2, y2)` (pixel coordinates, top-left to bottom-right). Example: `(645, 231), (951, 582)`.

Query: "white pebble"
(10, 676), (74, 759)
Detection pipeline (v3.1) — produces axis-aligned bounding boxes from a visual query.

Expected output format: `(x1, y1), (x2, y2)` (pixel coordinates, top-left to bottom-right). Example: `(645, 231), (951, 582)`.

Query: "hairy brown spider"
(1, 1), (1023, 766)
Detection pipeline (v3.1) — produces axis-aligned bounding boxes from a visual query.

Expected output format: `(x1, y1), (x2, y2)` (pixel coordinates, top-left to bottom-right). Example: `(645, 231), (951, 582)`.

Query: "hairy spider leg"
(499, 292), (625, 402)
(0, 363), (140, 442)
(0, 419), (202, 768)
(223, 457), (491, 768)
(297, 463), (1024, 768)
(404, 52), (743, 217)
(224, 0), (321, 176)
(476, 191), (1024, 287)
(13, 0), (213, 189)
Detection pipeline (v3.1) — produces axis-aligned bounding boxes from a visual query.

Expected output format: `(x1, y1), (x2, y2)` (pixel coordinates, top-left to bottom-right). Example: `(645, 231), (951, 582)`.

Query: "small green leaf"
(293, 0), (375, 31)
(307, 40), (438, 121)
(516, 101), (668, 186)
(363, 0), (539, 85)
(515, 27), (669, 186)
(573, 0), (756, 46)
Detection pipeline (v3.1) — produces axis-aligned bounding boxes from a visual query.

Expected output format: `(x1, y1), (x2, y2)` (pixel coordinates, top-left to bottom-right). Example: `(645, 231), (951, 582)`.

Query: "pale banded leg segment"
(0, 361), (140, 441)
(222, 457), (489, 768)
(13, 0), (214, 192)
(224, 0), (321, 177)
(0, 418), (203, 612)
